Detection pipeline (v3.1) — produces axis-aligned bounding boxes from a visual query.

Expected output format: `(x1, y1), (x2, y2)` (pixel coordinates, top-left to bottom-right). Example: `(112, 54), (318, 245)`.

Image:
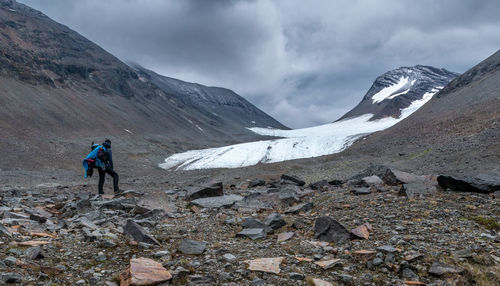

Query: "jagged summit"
(339, 65), (459, 121)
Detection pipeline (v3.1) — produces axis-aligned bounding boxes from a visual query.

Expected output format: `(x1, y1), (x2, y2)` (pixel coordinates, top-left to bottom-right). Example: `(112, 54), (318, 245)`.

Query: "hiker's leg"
(98, 168), (105, 194)
(106, 169), (119, 193)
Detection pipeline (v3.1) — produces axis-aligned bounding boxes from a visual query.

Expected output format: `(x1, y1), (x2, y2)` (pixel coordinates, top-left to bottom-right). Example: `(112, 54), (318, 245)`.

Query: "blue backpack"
(82, 143), (107, 178)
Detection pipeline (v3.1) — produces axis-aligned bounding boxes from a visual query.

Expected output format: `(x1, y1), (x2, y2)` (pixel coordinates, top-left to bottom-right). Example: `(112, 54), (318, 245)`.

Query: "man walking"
(97, 139), (120, 195)
(83, 139), (120, 195)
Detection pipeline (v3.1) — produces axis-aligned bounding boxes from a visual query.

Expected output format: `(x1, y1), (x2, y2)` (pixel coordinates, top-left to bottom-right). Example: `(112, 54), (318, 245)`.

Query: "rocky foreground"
(0, 166), (499, 285)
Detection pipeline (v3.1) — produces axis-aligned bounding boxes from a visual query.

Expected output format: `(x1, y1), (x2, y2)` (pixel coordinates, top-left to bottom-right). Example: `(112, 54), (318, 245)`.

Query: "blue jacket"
(82, 145), (108, 178)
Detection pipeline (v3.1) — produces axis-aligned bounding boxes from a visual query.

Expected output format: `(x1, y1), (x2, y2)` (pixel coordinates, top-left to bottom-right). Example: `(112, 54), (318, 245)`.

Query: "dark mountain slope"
(132, 65), (288, 133)
(338, 65), (458, 121)
(0, 0), (286, 171)
(346, 49), (500, 174)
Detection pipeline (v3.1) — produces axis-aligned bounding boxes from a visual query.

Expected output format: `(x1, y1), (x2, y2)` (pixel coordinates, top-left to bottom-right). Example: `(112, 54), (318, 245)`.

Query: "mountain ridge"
(131, 64), (289, 131)
(338, 65), (459, 121)
(0, 0), (286, 171)
(344, 49), (500, 175)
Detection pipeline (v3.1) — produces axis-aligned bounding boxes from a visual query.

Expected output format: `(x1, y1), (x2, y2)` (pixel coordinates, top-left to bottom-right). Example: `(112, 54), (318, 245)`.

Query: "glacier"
(159, 89), (438, 171)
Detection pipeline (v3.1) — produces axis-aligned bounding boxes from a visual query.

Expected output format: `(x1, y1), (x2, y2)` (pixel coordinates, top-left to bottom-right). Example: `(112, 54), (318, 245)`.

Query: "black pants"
(98, 167), (119, 194)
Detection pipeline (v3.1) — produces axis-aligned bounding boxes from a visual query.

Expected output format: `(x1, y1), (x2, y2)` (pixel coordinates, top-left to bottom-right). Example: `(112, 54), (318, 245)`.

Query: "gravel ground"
(0, 168), (499, 285)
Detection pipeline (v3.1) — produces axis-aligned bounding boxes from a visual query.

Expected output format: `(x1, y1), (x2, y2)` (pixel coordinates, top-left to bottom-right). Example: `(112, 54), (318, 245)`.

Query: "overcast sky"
(19, 0), (500, 128)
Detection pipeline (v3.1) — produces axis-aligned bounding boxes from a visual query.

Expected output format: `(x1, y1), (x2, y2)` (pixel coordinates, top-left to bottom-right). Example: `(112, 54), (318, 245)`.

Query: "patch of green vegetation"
(462, 263), (500, 286)
(469, 216), (500, 230)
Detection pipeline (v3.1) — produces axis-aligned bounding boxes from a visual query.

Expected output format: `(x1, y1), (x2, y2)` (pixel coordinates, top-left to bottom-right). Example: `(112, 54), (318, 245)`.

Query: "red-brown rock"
(120, 258), (172, 286)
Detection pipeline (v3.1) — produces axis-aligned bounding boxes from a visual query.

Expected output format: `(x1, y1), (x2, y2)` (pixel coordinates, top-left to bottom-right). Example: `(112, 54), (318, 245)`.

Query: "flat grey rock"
(191, 195), (243, 209)
(377, 245), (398, 253)
(352, 187), (371, 195)
(428, 262), (462, 276)
(285, 202), (313, 214)
(178, 239), (207, 255)
(236, 228), (266, 240)
(242, 218), (265, 229)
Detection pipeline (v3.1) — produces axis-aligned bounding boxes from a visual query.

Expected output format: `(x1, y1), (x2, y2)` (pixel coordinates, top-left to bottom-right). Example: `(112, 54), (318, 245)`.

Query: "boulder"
(314, 216), (350, 243)
(236, 228), (266, 240)
(242, 218), (266, 229)
(362, 175), (384, 186)
(178, 239), (206, 255)
(392, 170), (436, 185)
(350, 165), (402, 185)
(123, 219), (160, 246)
(264, 213), (286, 233)
(281, 174), (305, 186)
(437, 174), (500, 193)
(119, 258), (172, 285)
(399, 183), (437, 198)
(190, 195), (243, 209)
(186, 182), (223, 201)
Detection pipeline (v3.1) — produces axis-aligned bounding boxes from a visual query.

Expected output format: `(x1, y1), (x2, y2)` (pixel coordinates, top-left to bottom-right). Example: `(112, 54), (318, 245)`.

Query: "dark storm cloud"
(18, 0), (500, 128)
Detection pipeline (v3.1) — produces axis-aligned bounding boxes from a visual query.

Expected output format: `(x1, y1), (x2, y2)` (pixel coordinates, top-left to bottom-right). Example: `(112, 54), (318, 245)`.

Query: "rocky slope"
(338, 65), (459, 121)
(0, 168), (498, 285)
(0, 0), (286, 171)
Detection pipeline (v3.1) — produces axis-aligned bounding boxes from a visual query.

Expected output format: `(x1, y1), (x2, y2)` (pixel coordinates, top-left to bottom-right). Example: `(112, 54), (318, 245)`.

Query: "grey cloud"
(18, 0), (500, 128)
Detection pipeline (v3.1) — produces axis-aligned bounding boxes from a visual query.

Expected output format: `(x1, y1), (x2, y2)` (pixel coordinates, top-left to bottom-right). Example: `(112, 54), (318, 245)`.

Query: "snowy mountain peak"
(339, 65), (459, 121)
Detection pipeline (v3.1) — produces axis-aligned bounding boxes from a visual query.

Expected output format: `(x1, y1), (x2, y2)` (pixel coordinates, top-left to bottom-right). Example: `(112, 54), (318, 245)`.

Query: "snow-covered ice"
(372, 77), (415, 103)
(160, 90), (438, 171)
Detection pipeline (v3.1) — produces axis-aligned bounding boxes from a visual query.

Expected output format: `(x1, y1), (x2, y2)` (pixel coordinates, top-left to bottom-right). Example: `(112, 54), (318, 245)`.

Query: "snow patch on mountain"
(160, 89), (438, 170)
(372, 77), (412, 103)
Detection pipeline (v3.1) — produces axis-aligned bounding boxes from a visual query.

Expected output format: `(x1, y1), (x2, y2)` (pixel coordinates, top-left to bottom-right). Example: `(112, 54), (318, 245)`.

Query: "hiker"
(83, 139), (120, 195)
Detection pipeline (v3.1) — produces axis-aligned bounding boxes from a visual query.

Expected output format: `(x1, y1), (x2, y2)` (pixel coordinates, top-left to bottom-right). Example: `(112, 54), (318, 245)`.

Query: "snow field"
(160, 89), (438, 170)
